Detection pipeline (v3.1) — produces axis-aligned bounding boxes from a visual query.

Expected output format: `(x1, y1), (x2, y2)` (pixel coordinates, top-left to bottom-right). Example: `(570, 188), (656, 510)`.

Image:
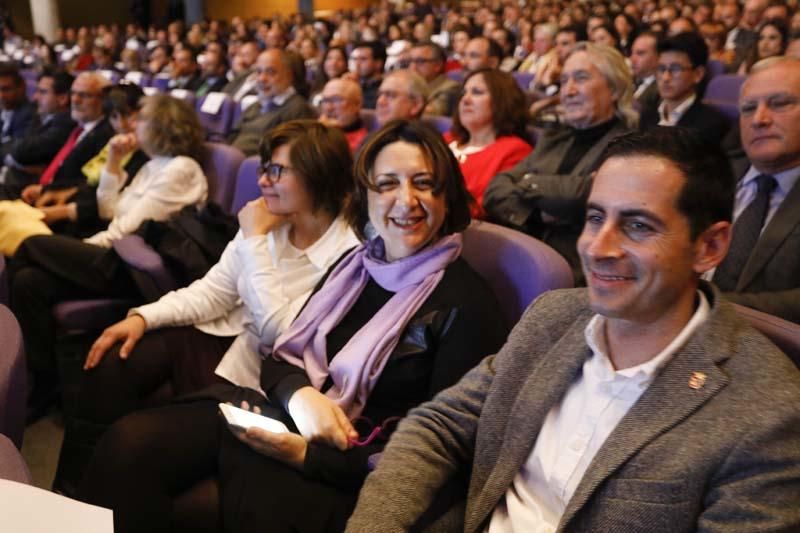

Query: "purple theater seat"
(422, 115), (452, 135)
(112, 235), (179, 302)
(706, 59), (726, 79)
(0, 304), (27, 449)
(461, 220), (573, 325)
(150, 74), (171, 92)
(199, 142), (246, 214)
(231, 156), (262, 214)
(0, 255), (8, 306)
(0, 434), (31, 483)
(734, 304), (800, 369)
(447, 70), (465, 83)
(52, 299), (136, 332)
(169, 88), (196, 108)
(196, 93), (235, 142)
(360, 109), (378, 132)
(513, 71), (535, 91)
(703, 74), (745, 104)
(703, 98), (739, 123)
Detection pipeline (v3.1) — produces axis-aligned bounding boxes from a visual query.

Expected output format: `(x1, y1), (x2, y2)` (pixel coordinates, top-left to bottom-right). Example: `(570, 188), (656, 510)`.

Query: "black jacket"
(639, 98), (731, 142)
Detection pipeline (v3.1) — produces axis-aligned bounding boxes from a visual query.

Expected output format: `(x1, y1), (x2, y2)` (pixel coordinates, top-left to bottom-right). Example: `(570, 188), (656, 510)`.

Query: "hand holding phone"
(219, 403), (289, 434)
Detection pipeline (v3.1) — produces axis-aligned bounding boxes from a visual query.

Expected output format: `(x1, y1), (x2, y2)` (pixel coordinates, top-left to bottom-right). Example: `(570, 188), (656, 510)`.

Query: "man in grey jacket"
(346, 128), (800, 532)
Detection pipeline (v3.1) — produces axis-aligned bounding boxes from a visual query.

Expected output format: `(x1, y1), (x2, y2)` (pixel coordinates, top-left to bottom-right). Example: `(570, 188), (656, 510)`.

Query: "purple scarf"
(271, 234), (463, 419)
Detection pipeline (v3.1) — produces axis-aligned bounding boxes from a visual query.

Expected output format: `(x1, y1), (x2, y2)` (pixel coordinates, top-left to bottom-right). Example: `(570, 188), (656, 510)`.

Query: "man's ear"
(693, 220), (732, 274)
(692, 64), (706, 86)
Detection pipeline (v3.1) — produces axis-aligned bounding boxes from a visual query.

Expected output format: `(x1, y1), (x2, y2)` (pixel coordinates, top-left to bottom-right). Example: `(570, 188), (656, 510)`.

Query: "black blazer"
(0, 99), (36, 143)
(6, 110), (76, 166)
(639, 98), (731, 142)
(49, 117), (115, 188)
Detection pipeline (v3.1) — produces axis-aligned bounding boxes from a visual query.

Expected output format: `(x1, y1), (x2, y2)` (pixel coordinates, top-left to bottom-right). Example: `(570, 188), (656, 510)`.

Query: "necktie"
(713, 174), (777, 291)
(39, 126), (84, 186)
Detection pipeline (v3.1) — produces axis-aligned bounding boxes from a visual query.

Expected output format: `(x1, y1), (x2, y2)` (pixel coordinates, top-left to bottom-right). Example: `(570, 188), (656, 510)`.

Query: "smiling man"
(712, 57), (800, 323)
(347, 127), (800, 533)
(484, 42), (634, 280)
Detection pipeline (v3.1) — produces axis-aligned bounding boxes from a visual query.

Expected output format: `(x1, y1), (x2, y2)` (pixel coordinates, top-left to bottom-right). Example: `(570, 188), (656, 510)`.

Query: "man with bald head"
(375, 70), (429, 128)
(0, 71), (114, 202)
(318, 78), (366, 153)
(228, 49), (315, 156)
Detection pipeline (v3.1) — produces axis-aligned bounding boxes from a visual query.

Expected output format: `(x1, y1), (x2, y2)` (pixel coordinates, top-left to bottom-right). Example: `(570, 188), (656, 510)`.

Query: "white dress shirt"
(84, 155), (208, 248)
(657, 93), (696, 126)
(131, 218), (359, 393)
(488, 291), (710, 532)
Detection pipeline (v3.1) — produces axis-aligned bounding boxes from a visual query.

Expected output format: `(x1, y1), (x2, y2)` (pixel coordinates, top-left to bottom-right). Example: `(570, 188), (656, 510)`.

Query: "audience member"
(374, 70), (428, 128)
(788, 30), (800, 58)
(309, 45), (349, 102)
(1, 70), (75, 186)
(738, 18), (789, 74)
(12, 93), (208, 420)
(640, 32), (729, 141)
(318, 78), (367, 152)
(223, 39), (260, 102)
(445, 69), (532, 219)
(168, 46), (202, 92)
(630, 32), (660, 111)
(79, 119), (507, 533)
(228, 49), (315, 156)
(484, 42), (635, 279)
(349, 41), (386, 109)
(347, 126), (800, 533)
(0, 63), (35, 147)
(195, 48), (228, 97)
(146, 44), (171, 75)
(409, 42), (459, 117)
(462, 36), (502, 72)
(712, 57), (800, 323)
(517, 23), (557, 74)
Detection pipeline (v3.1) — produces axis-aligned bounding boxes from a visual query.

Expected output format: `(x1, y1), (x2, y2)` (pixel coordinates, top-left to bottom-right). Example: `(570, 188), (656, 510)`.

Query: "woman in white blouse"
(52, 120), (359, 494)
(12, 94), (208, 422)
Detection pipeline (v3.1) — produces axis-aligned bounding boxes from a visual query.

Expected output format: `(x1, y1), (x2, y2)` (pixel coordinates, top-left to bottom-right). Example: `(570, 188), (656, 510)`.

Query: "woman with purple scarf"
(80, 120), (508, 533)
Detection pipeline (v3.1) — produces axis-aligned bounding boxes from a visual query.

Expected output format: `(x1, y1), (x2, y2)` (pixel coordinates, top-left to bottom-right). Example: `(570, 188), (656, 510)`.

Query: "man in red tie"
(0, 72), (114, 202)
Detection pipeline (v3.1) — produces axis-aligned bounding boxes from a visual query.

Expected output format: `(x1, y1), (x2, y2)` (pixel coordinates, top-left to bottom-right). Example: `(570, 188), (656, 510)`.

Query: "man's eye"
(739, 102), (757, 115)
(625, 221), (653, 233)
(768, 96), (798, 111)
(585, 213), (603, 225)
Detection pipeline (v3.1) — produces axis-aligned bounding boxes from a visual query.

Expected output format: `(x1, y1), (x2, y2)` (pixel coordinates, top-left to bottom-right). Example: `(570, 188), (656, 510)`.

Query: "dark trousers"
(10, 234), (139, 376)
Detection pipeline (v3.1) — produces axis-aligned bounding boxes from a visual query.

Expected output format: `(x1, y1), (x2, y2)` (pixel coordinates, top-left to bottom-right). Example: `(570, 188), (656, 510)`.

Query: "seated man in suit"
(712, 56), (800, 323)
(168, 46), (203, 92)
(409, 42), (460, 116)
(195, 48), (228, 98)
(222, 39), (260, 102)
(0, 63), (36, 149)
(484, 42), (634, 280)
(227, 48), (315, 156)
(1, 70), (75, 187)
(0, 71), (114, 201)
(347, 127), (800, 533)
(630, 31), (660, 111)
(639, 31), (730, 141)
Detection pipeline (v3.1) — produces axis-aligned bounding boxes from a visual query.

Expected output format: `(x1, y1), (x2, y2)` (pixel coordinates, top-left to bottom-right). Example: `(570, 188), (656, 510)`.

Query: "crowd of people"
(0, 0), (799, 531)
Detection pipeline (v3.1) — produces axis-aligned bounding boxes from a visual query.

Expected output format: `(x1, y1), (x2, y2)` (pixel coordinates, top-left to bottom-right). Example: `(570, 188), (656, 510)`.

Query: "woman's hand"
(229, 402), (307, 470)
(39, 204), (71, 225)
(287, 387), (358, 451)
(84, 314), (147, 370)
(237, 197), (287, 238)
(106, 133), (138, 174)
(21, 184), (43, 205)
(35, 186), (78, 207)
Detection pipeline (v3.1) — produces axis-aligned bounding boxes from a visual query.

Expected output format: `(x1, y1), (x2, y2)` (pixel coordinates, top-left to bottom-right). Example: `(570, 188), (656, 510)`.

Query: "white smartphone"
(218, 403), (289, 434)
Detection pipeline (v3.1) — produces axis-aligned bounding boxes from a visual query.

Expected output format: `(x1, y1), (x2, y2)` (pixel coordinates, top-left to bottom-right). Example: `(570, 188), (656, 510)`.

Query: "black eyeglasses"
(260, 162), (293, 182)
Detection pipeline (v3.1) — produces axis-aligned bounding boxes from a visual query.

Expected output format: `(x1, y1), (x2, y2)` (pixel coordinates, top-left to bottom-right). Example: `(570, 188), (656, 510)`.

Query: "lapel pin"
(688, 371), (707, 390)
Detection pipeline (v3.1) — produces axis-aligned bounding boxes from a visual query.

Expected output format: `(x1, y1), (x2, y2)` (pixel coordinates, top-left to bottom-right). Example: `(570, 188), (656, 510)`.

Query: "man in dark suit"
(1, 70), (76, 186)
(347, 128), (800, 533)
(713, 57), (800, 323)
(195, 48), (228, 98)
(168, 47), (203, 92)
(0, 63), (36, 148)
(227, 49), (315, 156)
(630, 31), (660, 112)
(639, 31), (730, 141)
(0, 71), (113, 202)
(484, 42), (634, 280)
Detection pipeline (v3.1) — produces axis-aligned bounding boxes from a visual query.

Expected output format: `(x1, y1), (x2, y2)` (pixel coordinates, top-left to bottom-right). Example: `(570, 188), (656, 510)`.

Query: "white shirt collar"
(657, 93), (696, 126)
(584, 290), (710, 382)
(742, 164), (800, 196)
(261, 85), (296, 108)
(273, 215), (357, 270)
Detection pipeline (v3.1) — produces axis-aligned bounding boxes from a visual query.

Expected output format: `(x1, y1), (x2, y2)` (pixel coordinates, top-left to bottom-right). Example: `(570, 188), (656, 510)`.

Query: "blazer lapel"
(737, 177), (800, 289)
(557, 331), (730, 530)
(467, 318), (590, 532)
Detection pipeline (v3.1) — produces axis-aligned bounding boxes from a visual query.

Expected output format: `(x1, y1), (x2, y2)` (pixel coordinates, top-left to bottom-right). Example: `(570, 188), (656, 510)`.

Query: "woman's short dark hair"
(102, 82), (144, 117)
(259, 119), (353, 217)
(137, 94), (204, 159)
(450, 68), (528, 145)
(348, 119), (472, 241)
(599, 127), (734, 239)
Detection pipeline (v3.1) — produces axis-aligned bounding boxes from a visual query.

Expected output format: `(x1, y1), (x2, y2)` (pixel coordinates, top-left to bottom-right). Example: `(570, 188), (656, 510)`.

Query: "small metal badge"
(688, 371), (707, 390)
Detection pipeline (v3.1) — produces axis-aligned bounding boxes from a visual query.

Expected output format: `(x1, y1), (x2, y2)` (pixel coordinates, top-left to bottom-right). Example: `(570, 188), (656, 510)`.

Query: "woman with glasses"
(80, 120), (507, 533)
(54, 120), (359, 493)
(445, 69), (532, 219)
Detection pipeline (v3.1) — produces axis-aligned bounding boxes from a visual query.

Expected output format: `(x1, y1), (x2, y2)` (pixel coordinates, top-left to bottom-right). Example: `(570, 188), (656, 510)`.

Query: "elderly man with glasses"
(409, 42), (460, 116)
(318, 78), (367, 153)
(374, 70), (430, 128)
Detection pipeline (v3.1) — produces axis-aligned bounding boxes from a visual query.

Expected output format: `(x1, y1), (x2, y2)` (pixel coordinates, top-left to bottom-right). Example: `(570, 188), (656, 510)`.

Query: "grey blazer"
(347, 284), (800, 532)
(722, 166), (800, 324)
(228, 93), (316, 156)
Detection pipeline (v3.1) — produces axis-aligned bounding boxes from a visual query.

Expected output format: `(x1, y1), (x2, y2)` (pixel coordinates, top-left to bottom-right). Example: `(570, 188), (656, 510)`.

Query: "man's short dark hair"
(38, 69), (75, 95)
(559, 24), (589, 42)
(658, 31), (709, 68)
(412, 41), (447, 64)
(484, 37), (504, 62)
(598, 127), (734, 239)
(353, 41), (387, 63)
(0, 63), (24, 86)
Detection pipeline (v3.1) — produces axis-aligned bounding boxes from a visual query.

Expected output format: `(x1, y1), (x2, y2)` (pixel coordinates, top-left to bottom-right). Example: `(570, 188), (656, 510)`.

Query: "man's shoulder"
(515, 288), (592, 334)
